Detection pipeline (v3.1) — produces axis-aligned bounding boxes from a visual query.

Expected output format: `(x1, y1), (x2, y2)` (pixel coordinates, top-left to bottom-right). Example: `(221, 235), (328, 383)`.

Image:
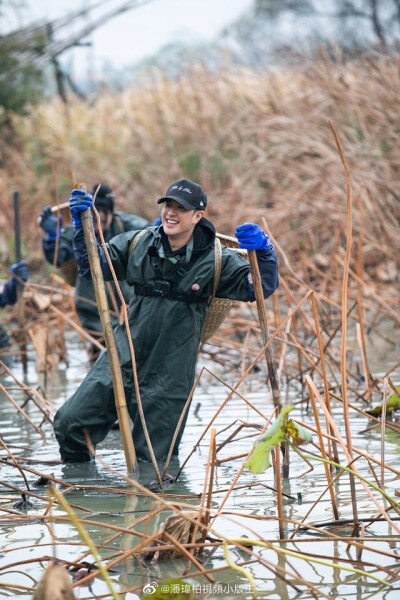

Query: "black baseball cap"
(157, 179), (207, 210)
(91, 183), (114, 213)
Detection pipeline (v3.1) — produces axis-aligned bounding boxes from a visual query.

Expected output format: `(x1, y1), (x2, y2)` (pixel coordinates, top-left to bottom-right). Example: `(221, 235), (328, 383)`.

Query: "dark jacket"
(0, 278), (18, 352)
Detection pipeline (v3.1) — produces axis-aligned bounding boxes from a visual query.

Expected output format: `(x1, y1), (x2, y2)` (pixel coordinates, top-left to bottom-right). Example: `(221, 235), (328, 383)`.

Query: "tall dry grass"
(0, 51), (398, 287)
(0, 53), (399, 599)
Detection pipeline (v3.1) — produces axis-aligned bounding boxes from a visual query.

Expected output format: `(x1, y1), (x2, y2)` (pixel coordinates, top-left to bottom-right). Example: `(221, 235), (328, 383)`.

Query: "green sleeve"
(216, 248), (251, 301)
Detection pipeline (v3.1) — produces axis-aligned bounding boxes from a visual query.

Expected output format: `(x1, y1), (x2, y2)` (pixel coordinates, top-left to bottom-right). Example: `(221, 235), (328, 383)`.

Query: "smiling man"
(54, 179), (279, 465)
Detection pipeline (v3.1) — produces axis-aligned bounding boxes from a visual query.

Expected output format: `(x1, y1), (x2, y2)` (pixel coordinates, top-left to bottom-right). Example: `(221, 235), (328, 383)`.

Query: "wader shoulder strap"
(211, 237), (222, 299)
(128, 228), (150, 257)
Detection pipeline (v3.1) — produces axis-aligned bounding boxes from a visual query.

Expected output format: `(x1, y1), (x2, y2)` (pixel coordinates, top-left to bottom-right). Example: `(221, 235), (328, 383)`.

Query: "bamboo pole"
(78, 185), (136, 474)
(248, 249), (285, 537)
(248, 251), (281, 411)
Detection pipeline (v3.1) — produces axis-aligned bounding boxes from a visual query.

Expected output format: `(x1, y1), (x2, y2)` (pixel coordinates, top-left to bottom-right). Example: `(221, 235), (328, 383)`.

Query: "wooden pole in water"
(77, 184), (136, 474)
(248, 249), (285, 538)
(248, 251), (282, 410)
(13, 190), (27, 374)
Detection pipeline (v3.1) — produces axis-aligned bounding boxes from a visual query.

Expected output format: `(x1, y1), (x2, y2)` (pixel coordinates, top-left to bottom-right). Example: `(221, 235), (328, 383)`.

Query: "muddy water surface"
(0, 332), (399, 600)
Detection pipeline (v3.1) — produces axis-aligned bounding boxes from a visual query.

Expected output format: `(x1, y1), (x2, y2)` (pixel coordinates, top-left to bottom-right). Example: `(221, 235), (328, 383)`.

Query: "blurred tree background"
(1, 0), (399, 111)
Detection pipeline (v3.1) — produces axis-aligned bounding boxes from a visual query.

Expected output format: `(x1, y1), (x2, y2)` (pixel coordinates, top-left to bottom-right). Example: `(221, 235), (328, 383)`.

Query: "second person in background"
(38, 183), (149, 363)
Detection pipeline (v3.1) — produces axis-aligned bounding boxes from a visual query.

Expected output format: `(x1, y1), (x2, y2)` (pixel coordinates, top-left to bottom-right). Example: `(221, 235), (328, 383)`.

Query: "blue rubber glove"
(10, 260), (29, 282)
(153, 216), (162, 226)
(69, 189), (93, 228)
(38, 206), (63, 240)
(235, 223), (271, 251)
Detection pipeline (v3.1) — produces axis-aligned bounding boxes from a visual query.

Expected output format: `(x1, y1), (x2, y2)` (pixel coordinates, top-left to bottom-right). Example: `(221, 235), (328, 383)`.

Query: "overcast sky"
(3, 0), (253, 74)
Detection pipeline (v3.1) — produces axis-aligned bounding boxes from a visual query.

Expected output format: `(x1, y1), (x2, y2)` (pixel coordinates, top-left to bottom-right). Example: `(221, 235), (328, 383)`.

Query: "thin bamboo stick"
(248, 250), (281, 411)
(306, 379), (339, 520)
(50, 201), (70, 212)
(329, 120), (358, 529)
(92, 197), (161, 487)
(381, 378), (388, 489)
(310, 292), (340, 465)
(79, 185), (136, 474)
(0, 380), (46, 439)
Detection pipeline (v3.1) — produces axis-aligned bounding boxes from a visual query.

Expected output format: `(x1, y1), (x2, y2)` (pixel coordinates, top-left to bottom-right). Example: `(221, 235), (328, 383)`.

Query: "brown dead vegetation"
(0, 51), (399, 599)
(0, 51), (398, 287)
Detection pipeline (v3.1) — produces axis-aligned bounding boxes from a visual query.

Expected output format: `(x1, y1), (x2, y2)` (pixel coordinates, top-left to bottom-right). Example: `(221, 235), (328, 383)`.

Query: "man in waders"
(0, 261), (29, 364)
(54, 179), (279, 463)
(38, 184), (149, 362)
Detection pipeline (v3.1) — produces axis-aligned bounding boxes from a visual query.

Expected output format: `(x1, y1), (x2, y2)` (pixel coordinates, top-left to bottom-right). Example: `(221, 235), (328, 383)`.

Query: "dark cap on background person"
(157, 179), (207, 211)
(91, 183), (115, 213)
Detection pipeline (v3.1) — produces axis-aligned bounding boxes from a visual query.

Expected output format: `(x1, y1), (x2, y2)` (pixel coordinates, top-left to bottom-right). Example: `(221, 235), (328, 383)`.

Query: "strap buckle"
(153, 280), (171, 296)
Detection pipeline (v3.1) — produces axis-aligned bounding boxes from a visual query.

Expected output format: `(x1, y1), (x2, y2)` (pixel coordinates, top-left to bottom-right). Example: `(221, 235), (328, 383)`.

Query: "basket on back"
(200, 233), (248, 343)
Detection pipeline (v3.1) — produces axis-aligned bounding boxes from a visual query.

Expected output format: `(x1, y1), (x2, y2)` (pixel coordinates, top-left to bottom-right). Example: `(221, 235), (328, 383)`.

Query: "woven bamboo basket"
(200, 234), (248, 343)
(200, 296), (236, 342)
(57, 260), (77, 287)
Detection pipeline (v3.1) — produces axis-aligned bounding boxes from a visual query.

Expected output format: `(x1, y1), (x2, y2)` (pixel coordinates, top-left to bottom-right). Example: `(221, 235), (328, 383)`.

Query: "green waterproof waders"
(54, 221), (278, 463)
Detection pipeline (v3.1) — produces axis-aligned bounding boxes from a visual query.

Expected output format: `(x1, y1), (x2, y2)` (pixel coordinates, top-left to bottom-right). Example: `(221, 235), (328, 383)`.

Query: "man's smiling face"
(161, 199), (203, 240)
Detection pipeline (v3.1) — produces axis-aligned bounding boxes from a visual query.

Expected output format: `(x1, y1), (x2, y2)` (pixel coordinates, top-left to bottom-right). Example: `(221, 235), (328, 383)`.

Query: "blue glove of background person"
(153, 216), (162, 226)
(10, 260), (29, 282)
(38, 206), (63, 239)
(69, 189), (93, 228)
(235, 223), (271, 251)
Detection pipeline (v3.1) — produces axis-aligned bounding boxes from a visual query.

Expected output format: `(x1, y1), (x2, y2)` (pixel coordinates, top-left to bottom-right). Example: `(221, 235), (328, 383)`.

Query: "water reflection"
(0, 337), (399, 599)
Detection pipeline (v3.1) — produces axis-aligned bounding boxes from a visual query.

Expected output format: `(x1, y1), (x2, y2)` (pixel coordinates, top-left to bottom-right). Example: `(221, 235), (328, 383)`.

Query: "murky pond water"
(0, 329), (399, 600)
